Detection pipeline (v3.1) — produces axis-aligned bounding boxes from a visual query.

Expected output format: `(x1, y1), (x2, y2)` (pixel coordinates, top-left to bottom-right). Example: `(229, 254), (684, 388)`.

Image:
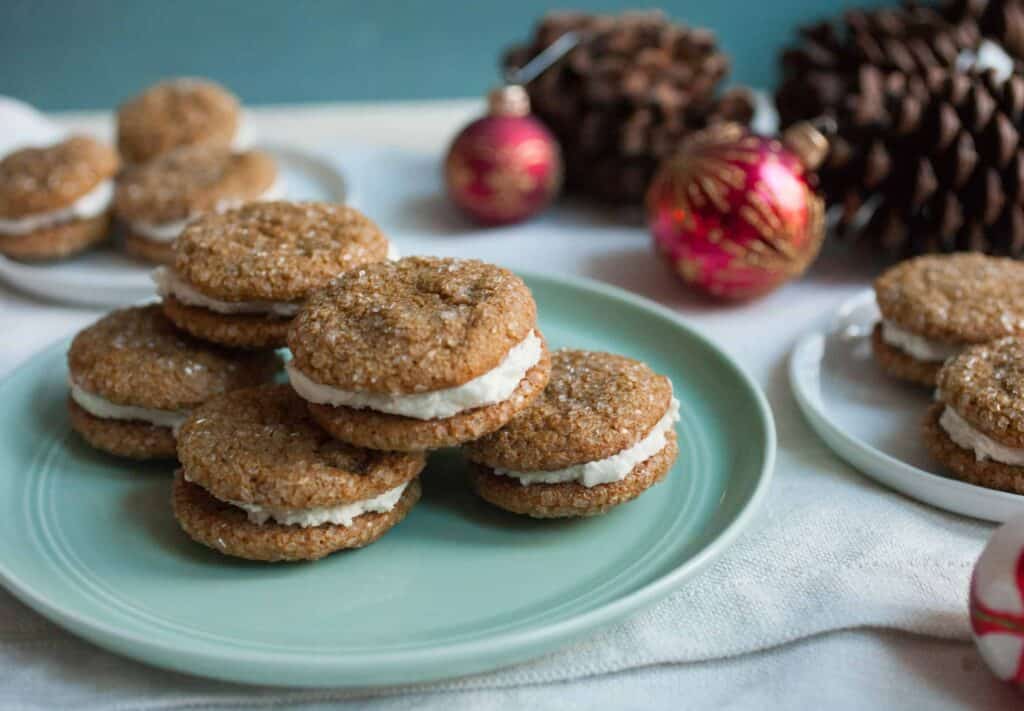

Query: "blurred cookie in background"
(117, 78), (250, 164)
(115, 145), (282, 264)
(0, 135), (118, 260)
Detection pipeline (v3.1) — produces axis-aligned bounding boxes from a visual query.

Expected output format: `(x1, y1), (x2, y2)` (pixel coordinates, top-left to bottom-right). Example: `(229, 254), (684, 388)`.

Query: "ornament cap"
(782, 122), (829, 172)
(488, 85), (531, 117)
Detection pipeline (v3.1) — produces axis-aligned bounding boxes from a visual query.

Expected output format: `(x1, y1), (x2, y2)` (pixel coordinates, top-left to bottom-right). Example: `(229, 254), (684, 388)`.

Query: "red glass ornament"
(444, 86), (562, 226)
(647, 122), (826, 300)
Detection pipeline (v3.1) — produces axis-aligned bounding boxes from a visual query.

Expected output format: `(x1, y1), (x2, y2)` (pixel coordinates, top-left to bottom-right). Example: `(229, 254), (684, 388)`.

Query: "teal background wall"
(3, 0), (893, 111)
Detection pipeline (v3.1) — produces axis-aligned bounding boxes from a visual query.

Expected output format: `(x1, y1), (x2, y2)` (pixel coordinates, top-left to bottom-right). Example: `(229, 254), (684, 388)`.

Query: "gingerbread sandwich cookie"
(873, 253), (1024, 386)
(156, 201), (395, 348)
(287, 257), (551, 451)
(67, 305), (280, 459)
(173, 384), (425, 561)
(925, 337), (1024, 494)
(464, 349), (680, 518)
(117, 78), (246, 164)
(115, 144), (282, 264)
(0, 136), (118, 260)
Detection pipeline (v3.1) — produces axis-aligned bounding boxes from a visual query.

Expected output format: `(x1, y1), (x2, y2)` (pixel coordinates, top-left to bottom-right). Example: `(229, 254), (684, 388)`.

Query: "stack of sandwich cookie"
(114, 145), (282, 264)
(873, 254), (1024, 386)
(925, 337), (1024, 494)
(465, 349), (680, 518)
(67, 305), (280, 459)
(117, 78), (247, 164)
(156, 201), (395, 348)
(287, 256), (551, 451)
(173, 385), (425, 561)
(0, 136), (118, 260)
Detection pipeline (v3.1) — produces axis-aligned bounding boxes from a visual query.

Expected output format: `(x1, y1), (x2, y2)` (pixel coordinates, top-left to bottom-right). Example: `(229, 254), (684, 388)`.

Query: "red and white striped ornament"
(971, 516), (1024, 686)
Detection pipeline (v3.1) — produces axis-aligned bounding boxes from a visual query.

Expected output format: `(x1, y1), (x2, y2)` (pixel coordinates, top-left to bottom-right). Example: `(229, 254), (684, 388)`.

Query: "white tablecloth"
(0, 102), (1018, 709)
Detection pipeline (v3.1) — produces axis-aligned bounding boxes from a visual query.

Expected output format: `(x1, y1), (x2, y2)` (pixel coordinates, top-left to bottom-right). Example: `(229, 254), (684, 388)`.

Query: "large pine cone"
(777, 3), (980, 129)
(852, 70), (1024, 256)
(822, 64), (944, 224)
(503, 11), (754, 205)
(944, 0), (1024, 59)
(776, 2), (982, 212)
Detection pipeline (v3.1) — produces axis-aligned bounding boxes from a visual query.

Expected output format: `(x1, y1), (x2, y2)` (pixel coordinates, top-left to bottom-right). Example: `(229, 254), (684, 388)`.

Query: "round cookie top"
(0, 136), (119, 218)
(114, 145), (277, 223)
(117, 78), (240, 164)
(68, 304), (280, 411)
(288, 256), (538, 394)
(177, 384), (426, 508)
(874, 254), (1024, 343)
(465, 349), (673, 471)
(937, 336), (1024, 447)
(173, 201), (389, 303)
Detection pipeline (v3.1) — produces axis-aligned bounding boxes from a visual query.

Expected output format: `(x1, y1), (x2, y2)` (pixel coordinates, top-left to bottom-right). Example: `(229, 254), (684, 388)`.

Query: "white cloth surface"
(0, 628), (1016, 710)
(0, 105), (1003, 708)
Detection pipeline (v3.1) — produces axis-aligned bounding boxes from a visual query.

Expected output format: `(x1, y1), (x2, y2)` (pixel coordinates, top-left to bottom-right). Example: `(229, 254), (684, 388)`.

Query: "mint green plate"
(0, 272), (774, 688)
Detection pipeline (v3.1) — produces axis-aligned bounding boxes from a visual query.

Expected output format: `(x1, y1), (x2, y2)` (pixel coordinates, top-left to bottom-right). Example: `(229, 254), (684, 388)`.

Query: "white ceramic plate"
(789, 289), (1024, 522)
(0, 144), (349, 308)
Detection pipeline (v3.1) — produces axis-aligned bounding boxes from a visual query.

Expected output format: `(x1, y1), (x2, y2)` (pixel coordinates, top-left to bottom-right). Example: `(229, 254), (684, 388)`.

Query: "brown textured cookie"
(162, 295), (291, 349)
(68, 304), (280, 410)
(874, 254), (1024, 344)
(465, 349), (673, 471)
(289, 256), (537, 393)
(173, 472), (421, 562)
(870, 324), (941, 387)
(923, 403), (1024, 494)
(123, 230), (175, 265)
(68, 399), (177, 460)
(117, 78), (241, 164)
(172, 201), (389, 303)
(177, 384), (426, 508)
(472, 431), (679, 518)
(309, 348), (552, 452)
(936, 337), (1024, 448)
(0, 213), (109, 260)
(0, 136), (118, 217)
(114, 145), (277, 224)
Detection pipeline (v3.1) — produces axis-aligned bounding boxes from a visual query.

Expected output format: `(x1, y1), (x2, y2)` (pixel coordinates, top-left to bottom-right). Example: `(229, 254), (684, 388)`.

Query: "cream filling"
(287, 330), (542, 420)
(69, 379), (188, 432)
(227, 481), (408, 528)
(0, 179), (113, 235)
(494, 397), (681, 488)
(153, 266), (303, 318)
(880, 320), (961, 362)
(939, 405), (1024, 466)
(129, 173), (287, 243)
(153, 242), (400, 317)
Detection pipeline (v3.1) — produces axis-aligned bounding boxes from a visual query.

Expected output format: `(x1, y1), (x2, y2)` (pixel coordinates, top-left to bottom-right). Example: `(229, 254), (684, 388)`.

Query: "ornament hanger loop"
(504, 31), (586, 86)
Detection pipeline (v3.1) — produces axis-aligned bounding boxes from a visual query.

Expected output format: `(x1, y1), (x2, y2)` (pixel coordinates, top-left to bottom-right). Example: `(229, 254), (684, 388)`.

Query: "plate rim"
(788, 287), (1023, 523)
(0, 269), (776, 686)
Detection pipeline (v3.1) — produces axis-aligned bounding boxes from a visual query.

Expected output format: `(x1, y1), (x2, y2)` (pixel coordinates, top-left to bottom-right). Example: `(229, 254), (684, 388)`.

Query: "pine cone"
(776, 3), (979, 128)
(503, 11), (753, 205)
(776, 3), (985, 225)
(821, 64), (943, 221)
(850, 70), (1024, 256)
(944, 0), (1024, 59)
